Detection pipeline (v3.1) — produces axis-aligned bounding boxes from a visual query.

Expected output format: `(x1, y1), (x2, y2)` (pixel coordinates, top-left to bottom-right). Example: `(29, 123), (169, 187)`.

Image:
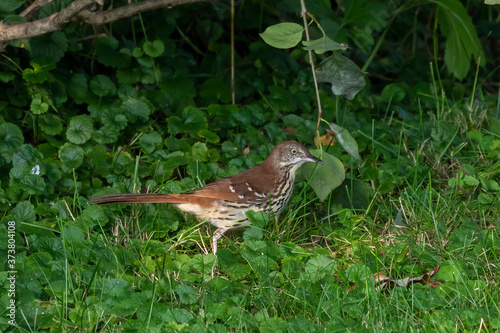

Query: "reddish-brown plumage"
(88, 141), (323, 252)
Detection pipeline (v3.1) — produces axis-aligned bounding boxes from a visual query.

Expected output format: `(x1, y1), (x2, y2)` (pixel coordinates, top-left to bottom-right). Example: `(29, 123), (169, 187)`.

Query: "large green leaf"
(268, 85), (297, 111)
(380, 83), (406, 103)
(0, 72), (15, 83)
(66, 115), (93, 144)
(116, 68), (141, 85)
(200, 77), (232, 104)
(12, 144), (43, 173)
(22, 67), (48, 83)
(30, 31), (67, 63)
(0, 0), (24, 12)
(329, 178), (371, 210)
(300, 150), (345, 201)
(120, 98), (151, 121)
(139, 132), (162, 153)
(303, 255), (337, 283)
(342, 0), (388, 29)
(0, 123), (23, 164)
(260, 23), (304, 49)
(20, 174), (46, 195)
(143, 40), (165, 58)
(39, 113), (63, 135)
(101, 107), (128, 130)
(430, 0), (482, 79)
(68, 74), (88, 103)
(9, 145), (46, 195)
(59, 143), (84, 172)
(303, 35), (345, 54)
(30, 93), (49, 114)
(345, 263), (373, 285)
(95, 36), (131, 69)
(316, 52), (365, 100)
(174, 285), (198, 305)
(329, 122), (362, 162)
(198, 129), (220, 143)
(93, 126), (119, 144)
(11, 201), (36, 222)
(89, 75), (116, 97)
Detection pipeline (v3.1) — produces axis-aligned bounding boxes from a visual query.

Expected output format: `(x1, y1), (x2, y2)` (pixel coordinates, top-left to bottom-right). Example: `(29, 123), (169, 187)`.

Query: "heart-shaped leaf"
(316, 53), (366, 100)
(301, 150), (344, 201)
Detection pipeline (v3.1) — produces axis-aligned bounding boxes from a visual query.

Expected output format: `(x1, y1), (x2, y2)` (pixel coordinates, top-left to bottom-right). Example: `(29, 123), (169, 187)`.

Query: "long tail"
(88, 193), (188, 205)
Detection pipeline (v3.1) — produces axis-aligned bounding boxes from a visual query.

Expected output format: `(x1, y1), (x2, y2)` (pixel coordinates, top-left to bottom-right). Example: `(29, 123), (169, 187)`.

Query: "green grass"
(2, 85), (499, 332)
(1, 1), (499, 331)
(7, 94), (499, 331)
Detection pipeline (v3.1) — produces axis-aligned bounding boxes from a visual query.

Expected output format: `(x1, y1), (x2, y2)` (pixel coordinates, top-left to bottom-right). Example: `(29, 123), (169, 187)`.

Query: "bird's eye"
(290, 148), (297, 154)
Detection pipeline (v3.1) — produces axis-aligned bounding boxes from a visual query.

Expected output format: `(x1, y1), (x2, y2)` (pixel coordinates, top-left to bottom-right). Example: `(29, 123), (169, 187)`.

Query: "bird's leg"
(212, 227), (228, 254)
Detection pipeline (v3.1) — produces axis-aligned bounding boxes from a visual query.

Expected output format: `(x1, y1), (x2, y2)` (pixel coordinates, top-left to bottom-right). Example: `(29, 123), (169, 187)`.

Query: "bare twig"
(299, 0), (323, 134)
(19, 0), (54, 19)
(77, 0), (213, 25)
(62, 199), (76, 221)
(0, 0), (213, 49)
(230, 0), (236, 104)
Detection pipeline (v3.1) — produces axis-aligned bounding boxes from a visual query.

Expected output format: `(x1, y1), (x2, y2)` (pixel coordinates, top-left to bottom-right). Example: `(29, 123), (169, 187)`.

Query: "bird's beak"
(307, 155), (324, 165)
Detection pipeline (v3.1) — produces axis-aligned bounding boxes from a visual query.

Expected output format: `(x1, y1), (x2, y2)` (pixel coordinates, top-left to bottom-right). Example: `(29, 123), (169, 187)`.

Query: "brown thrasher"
(88, 141), (323, 252)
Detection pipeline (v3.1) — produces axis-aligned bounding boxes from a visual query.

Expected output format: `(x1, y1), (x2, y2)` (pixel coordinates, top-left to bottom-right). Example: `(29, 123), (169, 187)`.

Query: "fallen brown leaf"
(374, 265), (441, 291)
(315, 130), (335, 148)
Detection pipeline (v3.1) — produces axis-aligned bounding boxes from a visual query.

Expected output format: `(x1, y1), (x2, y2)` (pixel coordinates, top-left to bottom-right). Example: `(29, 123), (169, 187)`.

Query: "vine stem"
(231, 0), (235, 104)
(300, 0), (322, 135)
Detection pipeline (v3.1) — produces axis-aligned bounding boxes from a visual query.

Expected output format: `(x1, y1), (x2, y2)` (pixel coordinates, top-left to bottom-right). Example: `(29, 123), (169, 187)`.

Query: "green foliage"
(328, 122), (361, 162)
(301, 150), (344, 201)
(143, 40), (165, 58)
(0, 0), (498, 331)
(430, 0), (483, 79)
(0, 0), (24, 12)
(66, 115), (93, 144)
(0, 123), (23, 164)
(30, 31), (68, 63)
(261, 18), (364, 100)
(58, 143), (84, 172)
(95, 36), (132, 69)
(303, 35), (345, 54)
(259, 23), (304, 49)
(90, 75), (116, 97)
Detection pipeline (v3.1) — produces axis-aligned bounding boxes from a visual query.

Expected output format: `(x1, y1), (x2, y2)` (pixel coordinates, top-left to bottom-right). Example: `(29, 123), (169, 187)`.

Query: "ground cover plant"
(0, 0), (499, 331)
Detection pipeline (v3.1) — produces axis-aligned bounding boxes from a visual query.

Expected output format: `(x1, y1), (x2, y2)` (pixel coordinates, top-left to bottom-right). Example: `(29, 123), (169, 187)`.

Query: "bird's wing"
(194, 167), (275, 205)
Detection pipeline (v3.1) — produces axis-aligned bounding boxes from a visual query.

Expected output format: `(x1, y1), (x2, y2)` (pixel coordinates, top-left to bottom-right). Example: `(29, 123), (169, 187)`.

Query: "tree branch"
(0, 0), (213, 47)
(77, 0), (213, 25)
